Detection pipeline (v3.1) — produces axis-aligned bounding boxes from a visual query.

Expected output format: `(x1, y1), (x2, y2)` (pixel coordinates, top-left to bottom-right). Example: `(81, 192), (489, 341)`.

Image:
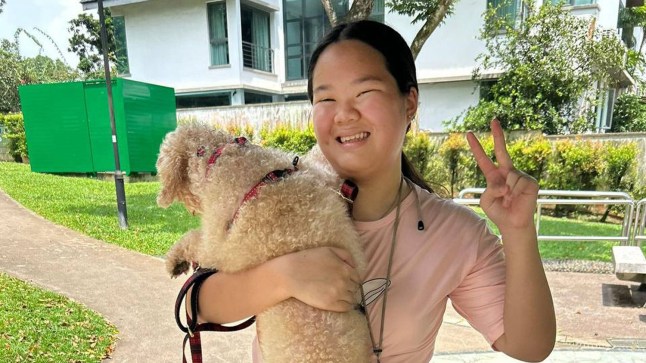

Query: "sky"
(0, 0), (90, 68)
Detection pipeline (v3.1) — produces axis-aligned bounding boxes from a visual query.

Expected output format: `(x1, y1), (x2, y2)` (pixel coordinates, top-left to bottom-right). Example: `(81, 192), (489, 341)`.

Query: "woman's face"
(311, 40), (417, 181)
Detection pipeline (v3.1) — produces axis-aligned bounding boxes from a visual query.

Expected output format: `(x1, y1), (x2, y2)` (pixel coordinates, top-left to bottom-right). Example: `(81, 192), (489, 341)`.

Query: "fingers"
(466, 131), (497, 177)
(491, 119), (513, 169)
(503, 170), (539, 208)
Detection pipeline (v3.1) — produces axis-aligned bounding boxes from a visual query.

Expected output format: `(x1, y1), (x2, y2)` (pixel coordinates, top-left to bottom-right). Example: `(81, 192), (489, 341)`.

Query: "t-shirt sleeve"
(448, 218), (506, 346)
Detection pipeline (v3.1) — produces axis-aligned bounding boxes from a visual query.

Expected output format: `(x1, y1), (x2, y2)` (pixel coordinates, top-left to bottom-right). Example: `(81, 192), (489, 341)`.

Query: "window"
(283, 0), (347, 80)
(487, 0), (524, 28)
(369, 0), (385, 23)
(241, 5), (273, 72)
(285, 93), (308, 102)
(207, 2), (229, 66)
(551, 0), (596, 6)
(175, 93), (231, 108)
(113, 16), (130, 74)
(244, 91), (273, 104)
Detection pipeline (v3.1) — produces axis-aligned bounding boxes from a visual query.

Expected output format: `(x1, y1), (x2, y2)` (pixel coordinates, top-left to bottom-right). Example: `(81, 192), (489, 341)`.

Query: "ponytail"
(401, 152), (433, 194)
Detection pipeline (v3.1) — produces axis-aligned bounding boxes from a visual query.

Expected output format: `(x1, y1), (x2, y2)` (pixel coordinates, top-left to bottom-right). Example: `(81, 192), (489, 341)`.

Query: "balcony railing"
(242, 41), (274, 73)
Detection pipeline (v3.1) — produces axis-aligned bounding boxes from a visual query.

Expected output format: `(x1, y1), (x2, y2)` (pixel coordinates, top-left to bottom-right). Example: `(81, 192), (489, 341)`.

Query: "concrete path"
(1, 189), (645, 362)
(0, 191), (253, 362)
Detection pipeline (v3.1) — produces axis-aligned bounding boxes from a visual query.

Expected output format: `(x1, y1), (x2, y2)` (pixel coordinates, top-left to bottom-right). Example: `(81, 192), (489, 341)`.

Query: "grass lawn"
(0, 162), (198, 257)
(0, 273), (117, 362)
(0, 161), (641, 262)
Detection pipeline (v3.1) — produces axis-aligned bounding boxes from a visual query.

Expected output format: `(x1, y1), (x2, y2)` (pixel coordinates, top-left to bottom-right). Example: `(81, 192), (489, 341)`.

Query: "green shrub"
(546, 139), (603, 191)
(601, 142), (637, 191)
(404, 131), (434, 179)
(222, 122), (256, 142)
(507, 135), (552, 186)
(447, 100), (498, 132)
(610, 93), (646, 132)
(463, 134), (494, 189)
(0, 113), (27, 161)
(404, 131), (452, 195)
(438, 133), (472, 196)
(259, 125), (316, 155)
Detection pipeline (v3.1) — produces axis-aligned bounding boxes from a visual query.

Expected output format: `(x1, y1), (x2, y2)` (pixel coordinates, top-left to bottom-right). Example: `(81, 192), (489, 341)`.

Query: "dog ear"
(156, 123), (208, 211)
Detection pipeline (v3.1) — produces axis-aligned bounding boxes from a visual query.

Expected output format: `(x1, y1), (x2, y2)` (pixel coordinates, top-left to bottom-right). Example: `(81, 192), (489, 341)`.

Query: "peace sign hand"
(466, 119), (539, 235)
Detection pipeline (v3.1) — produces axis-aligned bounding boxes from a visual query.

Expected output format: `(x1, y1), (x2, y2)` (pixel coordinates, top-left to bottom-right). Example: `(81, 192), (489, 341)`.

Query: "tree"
(610, 93), (646, 132)
(0, 0), (5, 15)
(320, 0), (457, 59)
(68, 9), (120, 79)
(387, 0), (457, 59)
(321, 0), (374, 26)
(0, 29), (78, 113)
(455, 0), (625, 134)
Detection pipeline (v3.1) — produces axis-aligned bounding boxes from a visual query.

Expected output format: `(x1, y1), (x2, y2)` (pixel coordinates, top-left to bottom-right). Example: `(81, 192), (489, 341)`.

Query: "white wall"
(387, 0), (487, 82)
(596, 0), (621, 30)
(417, 81), (480, 132)
(385, 0), (487, 131)
(114, 0), (283, 94)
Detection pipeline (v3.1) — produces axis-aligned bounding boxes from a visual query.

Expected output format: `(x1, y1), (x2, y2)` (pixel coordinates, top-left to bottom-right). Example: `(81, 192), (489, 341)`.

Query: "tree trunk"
(345, 0), (374, 23)
(320, 0), (338, 26)
(410, 0), (455, 59)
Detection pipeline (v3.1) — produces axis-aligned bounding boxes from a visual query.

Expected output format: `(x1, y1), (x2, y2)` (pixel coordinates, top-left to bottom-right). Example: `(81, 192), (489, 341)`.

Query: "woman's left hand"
(466, 119), (539, 234)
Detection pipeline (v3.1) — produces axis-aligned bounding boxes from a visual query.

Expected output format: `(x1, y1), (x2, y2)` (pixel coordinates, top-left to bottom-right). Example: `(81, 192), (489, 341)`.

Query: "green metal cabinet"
(18, 78), (176, 174)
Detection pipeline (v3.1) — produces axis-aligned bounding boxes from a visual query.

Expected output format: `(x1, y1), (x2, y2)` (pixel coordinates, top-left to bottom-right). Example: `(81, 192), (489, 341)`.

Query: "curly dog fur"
(157, 123), (371, 362)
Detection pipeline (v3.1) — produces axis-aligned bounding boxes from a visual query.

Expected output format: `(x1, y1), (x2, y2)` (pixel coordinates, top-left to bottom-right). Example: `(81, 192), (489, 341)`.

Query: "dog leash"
(175, 267), (256, 363)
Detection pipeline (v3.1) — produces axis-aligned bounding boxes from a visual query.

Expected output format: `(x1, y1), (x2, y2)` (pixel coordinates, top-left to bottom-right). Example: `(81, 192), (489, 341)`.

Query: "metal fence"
(454, 188), (640, 245)
(242, 41), (274, 73)
(634, 198), (646, 245)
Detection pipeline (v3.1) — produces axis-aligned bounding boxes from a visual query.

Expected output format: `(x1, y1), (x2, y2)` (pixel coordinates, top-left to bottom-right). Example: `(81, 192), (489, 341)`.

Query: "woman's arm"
(189, 246), (361, 324)
(493, 227), (555, 362)
(467, 119), (556, 361)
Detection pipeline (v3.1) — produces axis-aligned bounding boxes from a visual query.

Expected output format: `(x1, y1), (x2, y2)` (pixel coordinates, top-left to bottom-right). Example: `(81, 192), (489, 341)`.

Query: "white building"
(80, 0), (639, 131)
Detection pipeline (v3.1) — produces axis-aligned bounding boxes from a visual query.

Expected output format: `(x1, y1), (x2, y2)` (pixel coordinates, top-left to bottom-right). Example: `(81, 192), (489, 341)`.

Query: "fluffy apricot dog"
(157, 123), (371, 362)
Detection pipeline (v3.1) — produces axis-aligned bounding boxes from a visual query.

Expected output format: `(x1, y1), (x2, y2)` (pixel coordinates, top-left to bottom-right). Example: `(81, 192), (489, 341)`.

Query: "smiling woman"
(0, 273), (117, 362)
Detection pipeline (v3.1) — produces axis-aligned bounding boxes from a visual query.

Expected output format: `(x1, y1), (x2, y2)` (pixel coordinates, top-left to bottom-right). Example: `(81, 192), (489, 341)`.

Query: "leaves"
(464, 0), (626, 134)
(0, 273), (117, 362)
(0, 26), (78, 113)
(68, 10), (119, 79)
(319, 0), (455, 59)
(610, 93), (646, 132)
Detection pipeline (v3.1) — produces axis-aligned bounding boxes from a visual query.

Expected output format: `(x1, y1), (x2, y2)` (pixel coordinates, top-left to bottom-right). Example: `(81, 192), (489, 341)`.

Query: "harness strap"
(230, 156), (300, 223)
(203, 137), (248, 175)
(340, 179), (358, 215)
(175, 268), (255, 363)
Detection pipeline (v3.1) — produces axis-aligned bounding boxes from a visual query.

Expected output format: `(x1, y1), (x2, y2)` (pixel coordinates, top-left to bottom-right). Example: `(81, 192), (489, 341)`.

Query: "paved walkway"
(0, 190), (644, 362)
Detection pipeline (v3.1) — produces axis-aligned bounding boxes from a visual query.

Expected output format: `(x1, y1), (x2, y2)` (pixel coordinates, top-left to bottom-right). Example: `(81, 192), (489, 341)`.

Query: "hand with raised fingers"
(466, 119), (539, 235)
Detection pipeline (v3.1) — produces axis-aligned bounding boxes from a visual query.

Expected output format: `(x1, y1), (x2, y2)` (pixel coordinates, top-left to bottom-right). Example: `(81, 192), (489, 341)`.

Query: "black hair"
(307, 20), (433, 194)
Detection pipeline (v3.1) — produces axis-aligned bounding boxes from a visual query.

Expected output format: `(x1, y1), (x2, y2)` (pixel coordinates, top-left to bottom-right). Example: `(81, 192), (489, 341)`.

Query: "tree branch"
(410, 0), (455, 59)
(345, 0), (374, 23)
(320, 0), (338, 26)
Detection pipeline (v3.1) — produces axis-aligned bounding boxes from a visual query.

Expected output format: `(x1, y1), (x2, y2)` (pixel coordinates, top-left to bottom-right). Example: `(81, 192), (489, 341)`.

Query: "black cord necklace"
(360, 176), (403, 362)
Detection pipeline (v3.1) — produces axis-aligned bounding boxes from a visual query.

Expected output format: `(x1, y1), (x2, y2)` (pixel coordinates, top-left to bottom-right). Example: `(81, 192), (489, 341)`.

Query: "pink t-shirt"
(253, 185), (506, 362)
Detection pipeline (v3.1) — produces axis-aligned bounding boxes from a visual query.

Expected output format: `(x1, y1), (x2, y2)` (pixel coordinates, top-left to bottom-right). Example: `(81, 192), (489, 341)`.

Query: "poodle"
(156, 122), (371, 363)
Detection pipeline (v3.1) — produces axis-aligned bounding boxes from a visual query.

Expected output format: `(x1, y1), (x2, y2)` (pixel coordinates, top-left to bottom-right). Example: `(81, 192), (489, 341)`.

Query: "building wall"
(111, 0), (630, 130)
(417, 81), (481, 131)
(113, 0), (282, 94)
(388, 0), (487, 83)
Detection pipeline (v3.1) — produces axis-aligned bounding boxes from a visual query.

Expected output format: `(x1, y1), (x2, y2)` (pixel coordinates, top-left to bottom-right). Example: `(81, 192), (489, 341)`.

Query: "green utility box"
(18, 78), (176, 174)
